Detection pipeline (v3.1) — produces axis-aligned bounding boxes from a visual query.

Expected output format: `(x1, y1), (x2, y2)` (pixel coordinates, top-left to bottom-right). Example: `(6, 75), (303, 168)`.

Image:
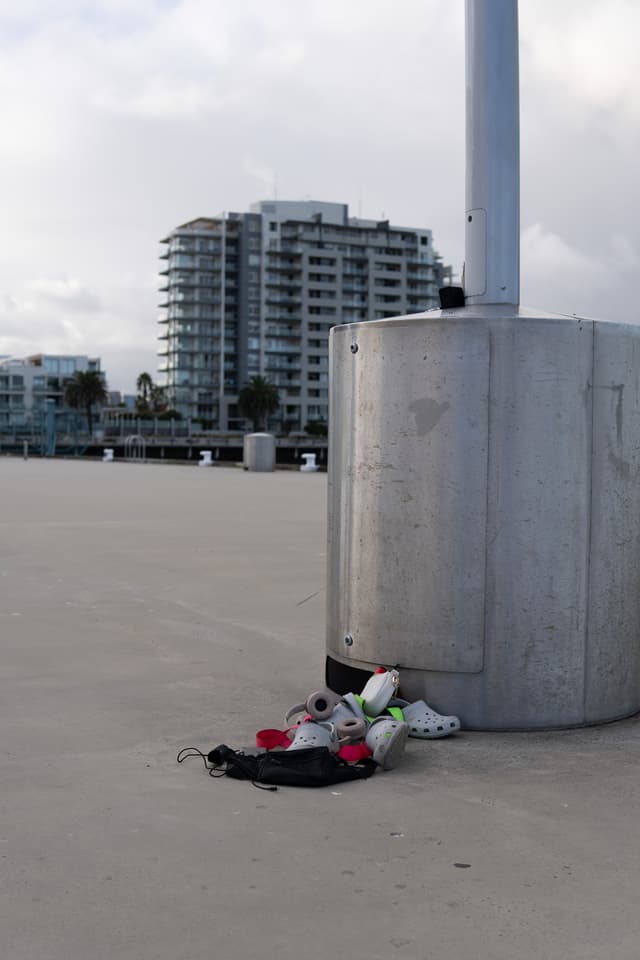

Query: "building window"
(172, 254), (196, 268)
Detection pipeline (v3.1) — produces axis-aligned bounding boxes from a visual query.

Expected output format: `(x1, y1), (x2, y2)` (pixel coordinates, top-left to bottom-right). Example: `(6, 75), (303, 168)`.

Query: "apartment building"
(158, 200), (449, 430)
(0, 354), (102, 432)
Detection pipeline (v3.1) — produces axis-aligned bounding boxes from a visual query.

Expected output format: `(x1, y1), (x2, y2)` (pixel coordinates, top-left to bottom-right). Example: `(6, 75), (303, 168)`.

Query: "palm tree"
(150, 383), (167, 414)
(238, 376), (280, 432)
(136, 372), (154, 415)
(64, 370), (108, 436)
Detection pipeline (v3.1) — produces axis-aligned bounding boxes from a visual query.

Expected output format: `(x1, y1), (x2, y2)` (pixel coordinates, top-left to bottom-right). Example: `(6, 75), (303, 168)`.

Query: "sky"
(1, 0), (639, 393)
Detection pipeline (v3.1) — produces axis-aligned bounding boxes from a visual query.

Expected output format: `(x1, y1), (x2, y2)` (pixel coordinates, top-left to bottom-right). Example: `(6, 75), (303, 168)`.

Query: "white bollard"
(102, 448), (114, 462)
(199, 450), (213, 467)
(300, 452), (318, 472)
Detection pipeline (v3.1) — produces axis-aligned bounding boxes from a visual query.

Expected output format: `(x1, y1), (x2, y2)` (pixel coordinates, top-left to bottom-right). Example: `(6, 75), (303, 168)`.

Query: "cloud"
(0, 0), (639, 390)
(521, 222), (640, 321)
(242, 156), (276, 194)
(522, 223), (606, 284)
(522, 0), (640, 123)
(31, 277), (102, 312)
(0, 275), (156, 383)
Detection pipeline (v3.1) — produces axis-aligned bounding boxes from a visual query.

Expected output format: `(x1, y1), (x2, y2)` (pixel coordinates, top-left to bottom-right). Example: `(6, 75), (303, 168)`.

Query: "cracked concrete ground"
(1, 457), (639, 960)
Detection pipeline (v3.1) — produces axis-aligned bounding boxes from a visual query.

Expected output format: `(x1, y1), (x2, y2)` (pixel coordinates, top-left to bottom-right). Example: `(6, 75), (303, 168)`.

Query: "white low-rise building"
(0, 354), (103, 433)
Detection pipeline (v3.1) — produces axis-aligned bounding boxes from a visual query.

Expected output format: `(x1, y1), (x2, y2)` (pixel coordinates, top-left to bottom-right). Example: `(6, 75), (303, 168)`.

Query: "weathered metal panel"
(328, 316), (489, 673)
(586, 321), (640, 721)
(481, 315), (593, 727)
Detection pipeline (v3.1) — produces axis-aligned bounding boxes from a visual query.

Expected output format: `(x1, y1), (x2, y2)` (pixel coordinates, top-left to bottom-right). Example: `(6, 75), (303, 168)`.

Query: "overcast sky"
(1, 0), (638, 392)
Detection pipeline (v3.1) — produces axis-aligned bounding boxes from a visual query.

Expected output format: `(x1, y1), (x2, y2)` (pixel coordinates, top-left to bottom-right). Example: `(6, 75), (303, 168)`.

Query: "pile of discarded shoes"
(177, 668), (461, 788)
(258, 667), (461, 772)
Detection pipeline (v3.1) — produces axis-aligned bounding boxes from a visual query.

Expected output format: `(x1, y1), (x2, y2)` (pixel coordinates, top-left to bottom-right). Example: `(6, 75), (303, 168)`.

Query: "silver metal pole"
(219, 213), (226, 427)
(464, 0), (519, 305)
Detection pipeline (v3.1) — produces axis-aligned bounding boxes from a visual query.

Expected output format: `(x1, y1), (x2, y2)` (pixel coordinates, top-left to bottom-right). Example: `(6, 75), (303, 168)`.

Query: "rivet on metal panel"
(344, 634), (354, 646)
(350, 343), (359, 354)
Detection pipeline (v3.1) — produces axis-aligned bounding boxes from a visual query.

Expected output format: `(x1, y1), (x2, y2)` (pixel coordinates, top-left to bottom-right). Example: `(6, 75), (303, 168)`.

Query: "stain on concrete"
(613, 383), (624, 443)
(409, 397), (450, 436)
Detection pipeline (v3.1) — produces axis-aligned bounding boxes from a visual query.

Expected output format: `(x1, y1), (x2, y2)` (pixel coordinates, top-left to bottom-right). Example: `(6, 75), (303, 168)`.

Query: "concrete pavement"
(1, 457), (639, 960)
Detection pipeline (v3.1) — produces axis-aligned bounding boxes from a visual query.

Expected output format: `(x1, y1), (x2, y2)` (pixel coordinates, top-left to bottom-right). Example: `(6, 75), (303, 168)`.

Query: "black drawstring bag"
(177, 744), (377, 790)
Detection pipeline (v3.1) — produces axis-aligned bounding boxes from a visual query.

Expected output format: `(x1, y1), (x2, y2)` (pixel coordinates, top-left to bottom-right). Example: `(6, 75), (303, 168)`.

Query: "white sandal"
(391, 699), (461, 739)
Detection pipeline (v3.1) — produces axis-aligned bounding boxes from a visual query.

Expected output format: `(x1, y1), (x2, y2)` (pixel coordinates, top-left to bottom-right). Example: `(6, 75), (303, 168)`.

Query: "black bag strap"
(177, 745), (277, 791)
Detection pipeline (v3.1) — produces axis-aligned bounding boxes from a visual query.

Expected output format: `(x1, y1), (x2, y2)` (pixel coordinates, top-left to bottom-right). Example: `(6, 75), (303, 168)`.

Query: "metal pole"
(219, 213), (226, 428)
(464, 0), (519, 305)
(45, 399), (56, 457)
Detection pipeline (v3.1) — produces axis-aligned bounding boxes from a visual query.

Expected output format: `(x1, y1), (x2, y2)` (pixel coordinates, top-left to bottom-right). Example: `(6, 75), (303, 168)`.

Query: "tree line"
(63, 370), (326, 436)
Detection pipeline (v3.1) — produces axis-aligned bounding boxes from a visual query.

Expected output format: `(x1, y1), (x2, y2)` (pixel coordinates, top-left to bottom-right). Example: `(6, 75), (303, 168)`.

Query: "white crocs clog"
(392, 699), (461, 739)
(287, 721), (340, 752)
(365, 717), (408, 770)
(343, 692), (368, 723)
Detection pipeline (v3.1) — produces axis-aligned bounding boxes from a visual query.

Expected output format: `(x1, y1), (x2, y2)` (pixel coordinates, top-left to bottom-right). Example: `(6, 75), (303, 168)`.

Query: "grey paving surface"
(1, 456), (640, 960)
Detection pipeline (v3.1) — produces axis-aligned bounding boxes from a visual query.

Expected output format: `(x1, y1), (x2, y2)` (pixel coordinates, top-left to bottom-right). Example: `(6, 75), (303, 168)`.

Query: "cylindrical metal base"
(243, 433), (275, 472)
(326, 306), (640, 729)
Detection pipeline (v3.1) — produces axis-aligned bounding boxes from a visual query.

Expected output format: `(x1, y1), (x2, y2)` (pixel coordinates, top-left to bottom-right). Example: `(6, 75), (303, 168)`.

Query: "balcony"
(264, 259), (303, 272)
(265, 362), (301, 374)
(264, 318), (301, 336)
(265, 278), (303, 291)
(265, 325), (301, 339)
(265, 292), (301, 305)
(342, 299), (368, 308)
(265, 344), (302, 355)
(168, 258), (197, 270)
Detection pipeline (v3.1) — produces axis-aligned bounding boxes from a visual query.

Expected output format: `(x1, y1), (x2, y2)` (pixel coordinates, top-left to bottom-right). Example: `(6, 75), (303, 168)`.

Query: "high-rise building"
(158, 200), (449, 431)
